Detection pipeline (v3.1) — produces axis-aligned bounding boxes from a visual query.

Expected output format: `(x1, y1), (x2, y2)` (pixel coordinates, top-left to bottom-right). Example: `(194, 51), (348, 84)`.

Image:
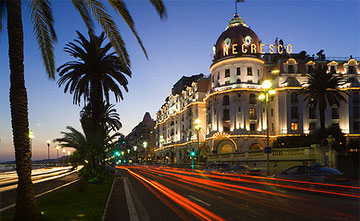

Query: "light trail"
(130, 171), (192, 221)
(148, 167), (360, 198)
(119, 167), (225, 221)
(151, 166), (358, 190)
(136, 167), (327, 220)
(121, 166), (358, 221)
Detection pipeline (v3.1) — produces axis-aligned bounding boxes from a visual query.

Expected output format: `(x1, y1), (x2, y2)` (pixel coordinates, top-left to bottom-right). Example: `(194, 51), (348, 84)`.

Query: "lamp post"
(47, 140), (51, 164)
(55, 145), (60, 164)
(194, 118), (202, 168)
(29, 130), (34, 152)
(259, 80), (276, 175)
(143, 141), (148, 163)
(133, 146), (137, 164)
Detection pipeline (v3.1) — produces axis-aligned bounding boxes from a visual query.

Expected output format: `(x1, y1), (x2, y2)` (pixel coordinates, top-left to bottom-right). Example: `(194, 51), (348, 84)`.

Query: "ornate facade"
(155, 14), (360, 165)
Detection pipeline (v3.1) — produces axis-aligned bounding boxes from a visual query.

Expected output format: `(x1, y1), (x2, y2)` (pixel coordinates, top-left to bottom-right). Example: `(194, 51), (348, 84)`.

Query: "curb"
(101, 177), (117, 221)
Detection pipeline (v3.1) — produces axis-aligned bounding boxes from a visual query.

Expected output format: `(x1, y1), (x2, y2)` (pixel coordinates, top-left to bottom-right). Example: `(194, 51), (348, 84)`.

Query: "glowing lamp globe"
(262, 80), (272, 89)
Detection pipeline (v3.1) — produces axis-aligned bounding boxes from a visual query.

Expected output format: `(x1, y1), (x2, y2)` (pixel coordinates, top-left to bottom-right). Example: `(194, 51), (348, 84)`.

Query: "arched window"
(223, 95), (230, 106)
(291, 92), (298, 104)
(249, 94), (256, 104)
(353, 92), (360, 104)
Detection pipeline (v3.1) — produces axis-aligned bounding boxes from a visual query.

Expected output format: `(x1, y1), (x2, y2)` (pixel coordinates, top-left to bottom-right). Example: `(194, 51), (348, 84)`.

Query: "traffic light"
(190, 151), (196, 157)
(114, 151), (120, 156)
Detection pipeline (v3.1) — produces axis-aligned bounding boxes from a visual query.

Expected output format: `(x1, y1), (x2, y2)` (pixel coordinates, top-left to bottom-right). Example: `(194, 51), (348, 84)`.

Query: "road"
(0, 166), (79, 211)
(118, 165), (360, 221)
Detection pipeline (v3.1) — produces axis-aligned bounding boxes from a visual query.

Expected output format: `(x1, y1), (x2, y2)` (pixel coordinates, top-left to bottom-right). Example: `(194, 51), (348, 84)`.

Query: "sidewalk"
(103, 177), (129, 221)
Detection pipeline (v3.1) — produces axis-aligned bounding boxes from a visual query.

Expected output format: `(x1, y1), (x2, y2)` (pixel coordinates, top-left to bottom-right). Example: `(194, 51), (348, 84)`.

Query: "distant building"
(154, 13), (360, 166)
(126, 112), (156, 163)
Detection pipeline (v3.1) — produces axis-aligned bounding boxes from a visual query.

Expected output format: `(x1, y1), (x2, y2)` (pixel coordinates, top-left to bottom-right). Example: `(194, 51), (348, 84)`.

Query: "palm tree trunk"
(7, 1), (41, 220)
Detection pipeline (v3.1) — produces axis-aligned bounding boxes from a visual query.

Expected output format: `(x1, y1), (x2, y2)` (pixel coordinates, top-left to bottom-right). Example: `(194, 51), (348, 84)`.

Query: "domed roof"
(213, 14), (260, 61)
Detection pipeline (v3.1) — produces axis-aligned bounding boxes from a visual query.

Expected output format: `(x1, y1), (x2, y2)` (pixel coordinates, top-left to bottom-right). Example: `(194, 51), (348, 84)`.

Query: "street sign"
(264, 147), (272, 153)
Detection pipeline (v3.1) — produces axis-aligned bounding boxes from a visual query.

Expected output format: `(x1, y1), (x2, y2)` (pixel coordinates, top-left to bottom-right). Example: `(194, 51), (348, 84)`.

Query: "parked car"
(274, 165), (352, 186)
(203, 163), (231, 173)
(226, 164), (261, 175)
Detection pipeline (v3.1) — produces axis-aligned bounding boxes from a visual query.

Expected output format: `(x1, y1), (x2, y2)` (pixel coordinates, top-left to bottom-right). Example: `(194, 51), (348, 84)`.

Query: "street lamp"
(133, 146), (138, 164)
(193, 118), (202, 170)
(47, 140), (51, 163)
(67, 151), (71, 156)
(259, 80), (276, 175)
(55, 145), (60, 162)
(29, 130), (34, 152)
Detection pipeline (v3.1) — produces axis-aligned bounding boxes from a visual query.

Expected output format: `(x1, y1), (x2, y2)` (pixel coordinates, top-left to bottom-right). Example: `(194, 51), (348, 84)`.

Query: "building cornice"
(210, 57), (265, 72)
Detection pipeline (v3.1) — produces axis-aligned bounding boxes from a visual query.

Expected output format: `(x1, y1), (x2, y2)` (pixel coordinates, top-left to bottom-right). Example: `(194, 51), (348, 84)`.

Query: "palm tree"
(57, 31), (130, 123)
(301, 65), (348, 132)
(0, 1), (165, 219)
(56, 103), (121, 177)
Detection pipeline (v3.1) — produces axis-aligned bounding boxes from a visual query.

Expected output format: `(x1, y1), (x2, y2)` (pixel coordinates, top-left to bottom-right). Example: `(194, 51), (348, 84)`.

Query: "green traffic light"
(190, 151), (196, 157)
(115, 151), (120, 156)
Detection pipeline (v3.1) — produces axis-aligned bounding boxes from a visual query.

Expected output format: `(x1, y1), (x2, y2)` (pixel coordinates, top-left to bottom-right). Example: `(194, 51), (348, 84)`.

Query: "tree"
(55, 102), (121, 182)
(0, 0), (165, 219)
(301, 65), (348, 132)
(57, 31), (130, 123)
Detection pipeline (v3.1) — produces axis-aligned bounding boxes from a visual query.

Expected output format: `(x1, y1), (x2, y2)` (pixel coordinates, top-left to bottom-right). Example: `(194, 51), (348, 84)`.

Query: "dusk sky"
(0, 0), (359, 162)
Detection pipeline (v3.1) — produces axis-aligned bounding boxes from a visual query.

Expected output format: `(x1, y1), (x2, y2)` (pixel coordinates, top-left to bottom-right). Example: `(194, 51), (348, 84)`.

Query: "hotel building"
(154, 14), (360, 166)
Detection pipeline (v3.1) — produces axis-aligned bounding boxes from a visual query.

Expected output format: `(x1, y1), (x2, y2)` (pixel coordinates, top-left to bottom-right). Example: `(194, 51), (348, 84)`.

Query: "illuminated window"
(225, 69), (230, 77)
(225, 80), (230, 85)
(247, 67), (252, 76)
(237, 67), (241, 76)
(249, 108), (256, 119)
(291, 122), (298, 131)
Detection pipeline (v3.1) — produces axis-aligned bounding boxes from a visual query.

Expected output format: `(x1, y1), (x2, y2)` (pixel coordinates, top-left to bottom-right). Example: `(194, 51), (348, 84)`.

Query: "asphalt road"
(0, 169), (79, 211)
(118, 165), (360, 221)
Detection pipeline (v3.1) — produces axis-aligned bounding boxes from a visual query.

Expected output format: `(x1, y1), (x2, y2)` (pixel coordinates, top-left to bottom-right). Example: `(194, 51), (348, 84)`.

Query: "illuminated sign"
(221, 38), (293, 56)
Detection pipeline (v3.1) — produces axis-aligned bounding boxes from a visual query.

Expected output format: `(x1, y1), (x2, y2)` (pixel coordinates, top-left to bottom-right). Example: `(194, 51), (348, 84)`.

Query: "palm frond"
(149, 0), (167, 18)
(108, 0), (148, 59)
(28, 0), (57, 79)
(81, 0), (130, 68)
(72, 0), (95, 35)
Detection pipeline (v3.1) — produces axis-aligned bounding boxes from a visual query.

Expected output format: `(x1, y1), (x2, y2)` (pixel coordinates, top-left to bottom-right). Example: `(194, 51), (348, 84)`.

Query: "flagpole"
(235, 0), (237, 14)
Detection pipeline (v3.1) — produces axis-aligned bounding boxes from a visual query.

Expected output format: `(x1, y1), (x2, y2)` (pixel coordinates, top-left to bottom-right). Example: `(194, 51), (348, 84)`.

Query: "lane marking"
(123, 177), (140, 221)
(0, 179), (79, 213)
(188, 195), (211, 207)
